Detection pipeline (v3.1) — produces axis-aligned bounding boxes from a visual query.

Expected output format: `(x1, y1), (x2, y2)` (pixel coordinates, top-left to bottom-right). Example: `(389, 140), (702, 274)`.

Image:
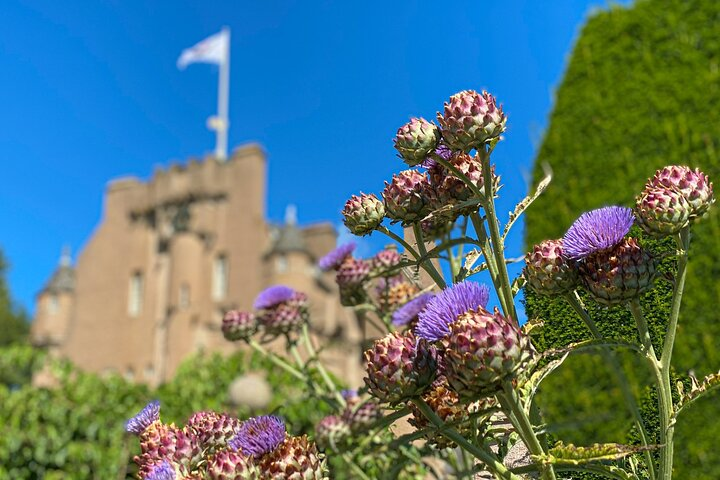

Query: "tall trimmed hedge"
(524, 0), (720, 477)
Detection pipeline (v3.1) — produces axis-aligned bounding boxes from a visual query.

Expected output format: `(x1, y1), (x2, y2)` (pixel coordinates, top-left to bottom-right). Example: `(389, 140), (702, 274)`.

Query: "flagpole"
(216, 27), (230, 161)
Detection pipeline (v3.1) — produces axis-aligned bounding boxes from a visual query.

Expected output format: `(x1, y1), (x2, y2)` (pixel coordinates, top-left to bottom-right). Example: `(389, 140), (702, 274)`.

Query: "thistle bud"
(258, 435), (328, 480)
(222, 311), (257, 342)
(437, 90), (506, 152)
(523, 239), (579, 295)
(383, 170), (436, 225)
(646, 165), (714, 220)
(394, 117), (441, 166)
(579, 237), (657, 306)
(342, 193), (385, 236)
(635, 185), (691, 236)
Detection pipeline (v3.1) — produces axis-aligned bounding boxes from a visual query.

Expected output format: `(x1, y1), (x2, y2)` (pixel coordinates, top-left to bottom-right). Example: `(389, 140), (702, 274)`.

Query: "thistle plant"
(125, 88), (716, 479)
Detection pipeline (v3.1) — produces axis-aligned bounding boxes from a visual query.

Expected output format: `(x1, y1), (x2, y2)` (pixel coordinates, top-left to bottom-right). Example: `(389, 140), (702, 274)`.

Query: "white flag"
(177, 30), (229, 69)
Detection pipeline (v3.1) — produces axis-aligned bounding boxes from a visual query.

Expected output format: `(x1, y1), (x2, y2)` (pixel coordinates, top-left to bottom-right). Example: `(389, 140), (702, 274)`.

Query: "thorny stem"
(498, 383), (557, 480)
(629, 299), (671, 480)
(410, 398), (523, 480)
(378, 225), (446, 289)
(248, 339), (305, 381)
(657, 227), (689, 480)
(301, 323), (345, 407)
(412, 223), (447, 289)
(564, 292), (656, 480)
(479, 148), (517, 322)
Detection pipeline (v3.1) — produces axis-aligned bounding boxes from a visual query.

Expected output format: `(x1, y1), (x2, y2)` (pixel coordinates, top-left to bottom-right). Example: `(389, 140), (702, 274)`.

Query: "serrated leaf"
(533, 441), (660, 466)
(674, 370), (720, 419)
(502, 163), (552, 240)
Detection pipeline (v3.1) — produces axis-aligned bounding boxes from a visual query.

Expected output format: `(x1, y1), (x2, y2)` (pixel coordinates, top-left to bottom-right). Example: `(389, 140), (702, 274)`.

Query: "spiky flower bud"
(444, 308), (535, 398)
(408, 377), (486, 449)
(318, 243), (356, 271)
(420, 215), (454, 240)
(342, 400), (382, 433)
(523, 239), (579, 295)
(256, 287), (309, 336)
(383, 170), (436, 225)
(259, 435), (328, 480)
(314, 415), (350, 450)
(394, 117), (441, 166)
(376, 275), (419, 313)
(342, 193), (385, 236)
(363, 331), (437, 404)
(646, 165), (714, 220)
(373, 248), (402, 274)
(185, 411), (241, 451)
(437, 90), (506, 152)
(428, 152), (497, 217)
(579, 237), (657, 306)
(336, 257), (371, 306)
(206, 449), (259, 480)
(222, 311), (257, 342)
(635, 185), (691, 236)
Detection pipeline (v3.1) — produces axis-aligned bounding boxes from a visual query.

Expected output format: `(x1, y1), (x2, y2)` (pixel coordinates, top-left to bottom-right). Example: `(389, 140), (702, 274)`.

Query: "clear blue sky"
(0, 0), (624, 315)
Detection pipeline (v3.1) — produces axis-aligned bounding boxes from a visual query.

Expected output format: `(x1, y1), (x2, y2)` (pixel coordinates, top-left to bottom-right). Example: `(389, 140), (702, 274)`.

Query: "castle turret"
(32, 247), (75, 349)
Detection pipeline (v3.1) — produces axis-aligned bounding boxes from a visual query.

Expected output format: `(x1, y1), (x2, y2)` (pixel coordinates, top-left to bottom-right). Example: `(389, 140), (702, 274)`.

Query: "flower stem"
(564, 292), (656, 480)
(412, 223), (447, 289)
(478, 148), (517, 322)
(410, 398), (523, 480)
(248, 339), (305, 381)
(301, 323), (345, 406)
(499, 383), (557, 480)
(378, 225), (446, 289)
(469, 211), (507, 313)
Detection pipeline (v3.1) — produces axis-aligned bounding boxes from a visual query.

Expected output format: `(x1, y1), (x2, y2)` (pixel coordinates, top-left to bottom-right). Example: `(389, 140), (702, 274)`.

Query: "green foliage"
(525, 0), (720, 476)
(0, 250), (29, 347)
(0, 346), (333, 480)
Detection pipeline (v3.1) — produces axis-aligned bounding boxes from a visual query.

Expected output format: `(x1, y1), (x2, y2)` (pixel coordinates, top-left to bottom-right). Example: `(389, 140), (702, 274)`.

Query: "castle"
(30, 144), (363, 386)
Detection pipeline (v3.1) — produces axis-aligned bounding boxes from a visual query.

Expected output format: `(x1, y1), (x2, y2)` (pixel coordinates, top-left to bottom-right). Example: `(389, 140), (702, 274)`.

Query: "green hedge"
(524, 0), (720, 477)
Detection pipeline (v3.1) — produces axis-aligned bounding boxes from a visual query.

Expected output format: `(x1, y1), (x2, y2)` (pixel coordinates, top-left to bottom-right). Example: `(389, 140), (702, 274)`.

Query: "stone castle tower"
(31, 144), (362, 386)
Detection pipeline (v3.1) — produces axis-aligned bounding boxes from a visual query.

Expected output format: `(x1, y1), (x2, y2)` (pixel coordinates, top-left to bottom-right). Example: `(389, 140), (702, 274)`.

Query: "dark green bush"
(525, 0), (720, 477)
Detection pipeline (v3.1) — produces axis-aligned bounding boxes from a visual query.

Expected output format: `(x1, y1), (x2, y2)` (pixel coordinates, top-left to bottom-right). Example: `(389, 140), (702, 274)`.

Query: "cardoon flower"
(376, 275), (419, 312)
(416, 281), (490, 342)
(206, 449), (259, 480)
(392, 293), (434, 327)
(421, 143), (453, 169)
(363, 331), (437, 403)
(126, 400), (161, 435)
(635, 185), (691, 236)
(383, 169), (436, 225)
(646, 165), (714, 219)
(259, 435), (328, 479)
(437, 90), (507, 152)
(562, 206), (634, 260)
(185, 411), (241, 450)
(373, 248), (402, 273)
(342, 193), (385, 236)
(318, 243), (356, 271)
(253, 285), (295, 310)
(445, 308), (535, 398)
(222, 311), (257, 342)
(579, 237), (657, 305)
(336, 258), (371, 307)
(314, 415), (350, 450)
(229, 415), (286, 458)
(394, 117), (441, 166)
(144, 461), (175, 480)
(342, 400), (382, 432)
(523, 239), (579, 295)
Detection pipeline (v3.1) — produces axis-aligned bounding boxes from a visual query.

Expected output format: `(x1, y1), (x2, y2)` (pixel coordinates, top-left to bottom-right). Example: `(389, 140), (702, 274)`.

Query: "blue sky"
(0, 0), (625, 315)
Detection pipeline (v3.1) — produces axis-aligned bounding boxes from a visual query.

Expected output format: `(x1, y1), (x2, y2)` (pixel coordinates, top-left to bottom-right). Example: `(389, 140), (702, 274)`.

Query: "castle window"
(128, 271), (144, 317)
(179, 283), (190, 309)
(212, 255), (228, 301)
(276, 255), (288, 273)
(48, 294), (59, 315)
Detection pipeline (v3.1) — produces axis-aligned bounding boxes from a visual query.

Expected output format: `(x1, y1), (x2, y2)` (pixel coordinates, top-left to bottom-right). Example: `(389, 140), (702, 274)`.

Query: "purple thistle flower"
(392, 293), (434, 326)
(229, 415), (286, 458)
(563, 206), (634, 260)
(416, 282), (489, 342)
(341, 389), (358, 401)
(144, 461), (175, 480)
(422, 144), (453, 169)
(125, 400), (160, 435)
(318, 242), (356, 271)
(253, 285), (295, 310)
